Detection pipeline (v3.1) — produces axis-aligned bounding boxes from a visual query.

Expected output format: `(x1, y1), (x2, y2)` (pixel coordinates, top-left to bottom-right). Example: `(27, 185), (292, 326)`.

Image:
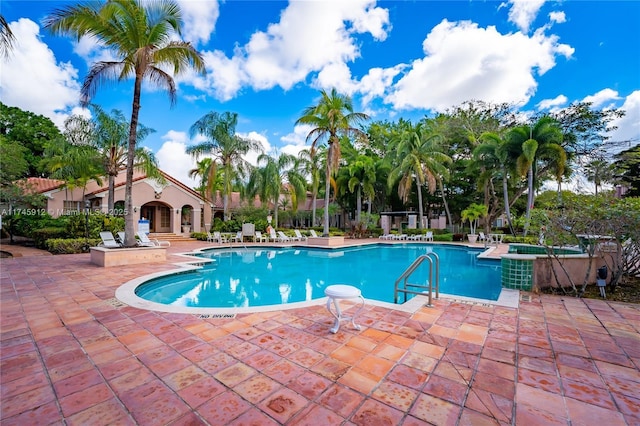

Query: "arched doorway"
(140, 202), (173, 233)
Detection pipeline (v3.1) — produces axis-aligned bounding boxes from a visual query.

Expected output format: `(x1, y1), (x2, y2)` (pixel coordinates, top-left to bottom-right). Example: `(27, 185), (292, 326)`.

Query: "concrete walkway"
(1, 240), (639, 425)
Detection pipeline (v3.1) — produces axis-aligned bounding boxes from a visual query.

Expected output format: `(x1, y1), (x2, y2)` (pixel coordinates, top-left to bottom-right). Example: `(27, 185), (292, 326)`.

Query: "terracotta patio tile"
(423, 374), (468, 405)
(214, 363), (258, 388)
(410, 394), (462, 425)
(310, 357), (350, 381)
(428, 324), (458, 339)
(352, 398), (405, 426)
(227, 407), (280, 426)
(338, 367), (379, 395)
(242, 349), (281, 371)
(0, 369), (50, 401)
(387, 364), (428, 390)
(289, 402), (345, 426)
(518, 354), (557, 375)
(384, 333), (414, 349)
(515, 383), (565, 416)
(234, 373), (282, 404)
(318, 383), (364, 418)
(561, 377), (616, 410)
(108, 367), (156, 396)
(257, 387), (309, 424)
(402, 351), (438, 373)
(53, 368), (104, 398)
(59, 382), (112, 417)
(181, 343), (218, 363)
(147, 353), (193, 377)
(464, 388), (512, 423)
(473, 371), (515, 400)
(477, 358), (515, 381)
(611, 391), (640, 419)
(433, 361), (473, 385)
(411, 340), (446, 359)
(558, 364), (605, 389)
(164, 365), (207, 391)
(514, 401), (568, 426)
(355, 354), (394, 381)
(198, 390), (251, 425)
(481, 346), (515, 365)
(372, 380), (419, 411)
(177, 375), (225, 409)
(372, 342), (406, 361)
(65, 398), (134, 426)
(0, 385), (56, 420)
(459, 408), (503, 426)
(97, 356), (140, 380)
(517, 368), (561, 394)
(565, 396), (626, 426)
(287, 347), (324, 368)
(285, 371), (331, 401)
(306, 337), (342, 354)
(1, 401), (62, 426)
(197, 351), (236, 375)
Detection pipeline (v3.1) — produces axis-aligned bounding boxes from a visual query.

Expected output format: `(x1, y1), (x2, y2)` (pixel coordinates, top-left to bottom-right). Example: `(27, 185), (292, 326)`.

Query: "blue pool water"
(135, 244), (502, 308)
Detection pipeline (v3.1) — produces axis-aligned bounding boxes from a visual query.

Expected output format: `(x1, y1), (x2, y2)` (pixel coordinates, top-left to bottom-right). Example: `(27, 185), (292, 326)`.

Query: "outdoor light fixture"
(176, 209), (180, 214)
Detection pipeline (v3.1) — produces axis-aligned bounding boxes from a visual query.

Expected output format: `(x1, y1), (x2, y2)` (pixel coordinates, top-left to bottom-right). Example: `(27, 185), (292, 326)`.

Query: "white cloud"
(582, 88), (621, 109)
(385, 19), (574, 112)
(608, 90), (640, 148)
(177, 0), (220, 46)
(537, 94), (568, 110)
(156, 131), (199, 189)
(506, 0), (546, 33)
(280, 125), (314, 157)
(238, 131), (273, 165)
(0, 18), (81, 129)
(549, 11), (566, 24)
(187, 0), (390, 100)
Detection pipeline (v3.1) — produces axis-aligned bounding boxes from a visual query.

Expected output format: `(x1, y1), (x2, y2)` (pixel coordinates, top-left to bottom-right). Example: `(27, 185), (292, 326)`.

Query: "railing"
(394, 252), (440, 306)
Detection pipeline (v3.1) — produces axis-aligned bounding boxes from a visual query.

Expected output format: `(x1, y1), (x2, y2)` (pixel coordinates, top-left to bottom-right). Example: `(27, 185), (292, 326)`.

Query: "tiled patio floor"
(1, 241), (639, 425)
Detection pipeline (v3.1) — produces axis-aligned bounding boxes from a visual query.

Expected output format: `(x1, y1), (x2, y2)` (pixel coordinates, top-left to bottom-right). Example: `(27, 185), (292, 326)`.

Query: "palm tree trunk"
(356, 185), (362, 224)
(123, 75), (143, 247)
(323, 150), (331, 236)
(502, 171), (516, 235)
(438, 181), (452, 231)
(524, 166), (534, 237)
(311, 193), (317, 227)
(108, 174), (115, 212)
(416, 179), (424, 230)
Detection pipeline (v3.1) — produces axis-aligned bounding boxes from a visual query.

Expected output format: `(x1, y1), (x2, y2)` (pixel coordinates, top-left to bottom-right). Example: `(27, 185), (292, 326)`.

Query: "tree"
(246, 153), (306, 228)
(508, 116), (564, 235)
(298, 148), (322, 227)
(296, 88), (369, 236)
(337, 143), (377, 224)
(1, 15), (15, 57)
(187, 111), (262, 220)
(584, 157), (616, 196)
(461, 203), (488, 236)
(45, 0), (205, 247)
(613, 145), (640, 197)
(388, 120), (451, 229)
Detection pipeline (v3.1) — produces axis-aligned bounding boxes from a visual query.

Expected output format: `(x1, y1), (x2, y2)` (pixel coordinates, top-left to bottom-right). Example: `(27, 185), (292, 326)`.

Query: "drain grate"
(196, 313), (236, 319)
(520, 294), (532, 302)
(105, 298), (127, 308)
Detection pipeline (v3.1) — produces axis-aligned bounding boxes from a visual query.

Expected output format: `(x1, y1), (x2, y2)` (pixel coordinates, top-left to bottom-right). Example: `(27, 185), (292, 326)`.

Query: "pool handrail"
(394, 252), (440, 306)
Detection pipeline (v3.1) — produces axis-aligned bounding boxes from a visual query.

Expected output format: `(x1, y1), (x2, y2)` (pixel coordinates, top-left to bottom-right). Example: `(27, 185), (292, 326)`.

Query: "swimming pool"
(135, 244), (502, 308)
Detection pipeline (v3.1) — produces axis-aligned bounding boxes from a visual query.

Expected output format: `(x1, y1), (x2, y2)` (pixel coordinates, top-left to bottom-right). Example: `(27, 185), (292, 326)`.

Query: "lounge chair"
(268, 229), (279, 242)
(424, 231), (434, 241)
(379, 234), (394, 240)
(478, 232), (487, 243)
(117, 232), (126, 245)
(294, 230), (307, 241)
(211, 231), (227, 243)
(230, 231), (243, 243)
(206, 232), (216, 242)
(277, 231), (292, 242)
(309, 230), (319, 238)
(407, 234), (421, 241)
(136, 231), (170, 247)
(254, 231), (268, 242)
(99, 231), (121, 248)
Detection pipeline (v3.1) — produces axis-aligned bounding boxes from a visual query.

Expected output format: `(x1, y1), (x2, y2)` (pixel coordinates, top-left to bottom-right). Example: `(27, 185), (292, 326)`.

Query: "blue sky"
(1, 0), (639, 190)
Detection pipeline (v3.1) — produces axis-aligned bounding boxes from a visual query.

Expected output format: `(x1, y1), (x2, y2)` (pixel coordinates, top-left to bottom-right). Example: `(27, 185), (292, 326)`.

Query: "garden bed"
(90, 246), (166, 267)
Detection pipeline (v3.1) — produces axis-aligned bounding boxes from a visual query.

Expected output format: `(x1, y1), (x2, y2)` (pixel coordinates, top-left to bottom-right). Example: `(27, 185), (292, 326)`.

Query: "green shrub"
(46, 238), (101, 254)
(433, 233), (453, 242)
(190, 231), (208, 241)
(32, 227), (68, 249)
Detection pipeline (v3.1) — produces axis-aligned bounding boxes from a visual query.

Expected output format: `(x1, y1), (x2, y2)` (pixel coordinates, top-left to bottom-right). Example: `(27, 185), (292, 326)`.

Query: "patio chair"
(117, 232), (126, 245)
(136, 231), (170, 247)
(294, 230), (307, 241)
(230, 231), (243, 243)
(478, 232), (487, 242)
(424, 231), (434, 241)
(379, 233), (394, 240)
(277, 231), (292, 242)
(99, 231), (121, 248)
(309, 229), (319, 238)
(206, 232), (216, 242)
(254, 231), (268, 242)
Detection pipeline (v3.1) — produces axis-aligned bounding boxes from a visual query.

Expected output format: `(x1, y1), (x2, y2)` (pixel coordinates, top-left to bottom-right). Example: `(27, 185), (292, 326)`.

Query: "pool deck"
(1, 239), (639, 425)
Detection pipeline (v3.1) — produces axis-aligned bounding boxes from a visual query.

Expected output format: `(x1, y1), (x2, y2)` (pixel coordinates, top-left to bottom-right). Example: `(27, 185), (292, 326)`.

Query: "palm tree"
(1, 15), (15, 57)
(461, 203), (488, 236)
(298, 147), (322, 227)
(45, 0), (205, 247)
(187, 111), (263, 221)
(247, 153), (306, 227)
(507, 116), (564, 235)
(296, 88), (369, 236)
(584, 157), (615, 196)
(91, 106), (160, 212)
(475, 131), (520, 235)
(388, 120), (451, 229)
(338, 147), (376, 224)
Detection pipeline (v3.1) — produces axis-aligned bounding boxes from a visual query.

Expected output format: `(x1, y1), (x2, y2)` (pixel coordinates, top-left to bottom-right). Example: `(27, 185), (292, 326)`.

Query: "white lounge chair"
(136, 231), (170, 247)
(206, 232), (216, 242)
(117, 232), (126, 245)
(309, 230), (319, 238)
(379, 234), (394, 240)
(268, 229), (279, 242)
(277, 231), (291, 242)
(230, 231), (243, 243)
(294, 230), (307, 241)
(254, 231), (268, 242)
(424, 231), (433, 241)
(99, 231), (121, 248)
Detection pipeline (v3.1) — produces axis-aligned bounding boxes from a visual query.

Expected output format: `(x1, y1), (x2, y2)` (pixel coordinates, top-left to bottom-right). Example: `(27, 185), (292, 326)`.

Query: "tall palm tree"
(187, 111), (262, 220)
(91, 106), (160, 212)
(508, 116), (564, 235)
(338, 147), (376, 224)
(45, 0), (205, 247)
(388, 121), (451, 229)
(247, 153), (306, 228)
(296, 88), (369, 236)
(298, 147), (322, 226)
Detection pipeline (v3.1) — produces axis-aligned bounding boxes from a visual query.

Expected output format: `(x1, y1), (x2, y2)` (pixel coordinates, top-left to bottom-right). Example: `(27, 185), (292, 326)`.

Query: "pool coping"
(115, 243), (519, 315)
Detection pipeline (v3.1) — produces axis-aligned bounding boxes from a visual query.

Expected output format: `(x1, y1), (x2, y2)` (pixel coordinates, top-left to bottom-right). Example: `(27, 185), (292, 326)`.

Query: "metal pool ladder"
(394, 252), (440, 306)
